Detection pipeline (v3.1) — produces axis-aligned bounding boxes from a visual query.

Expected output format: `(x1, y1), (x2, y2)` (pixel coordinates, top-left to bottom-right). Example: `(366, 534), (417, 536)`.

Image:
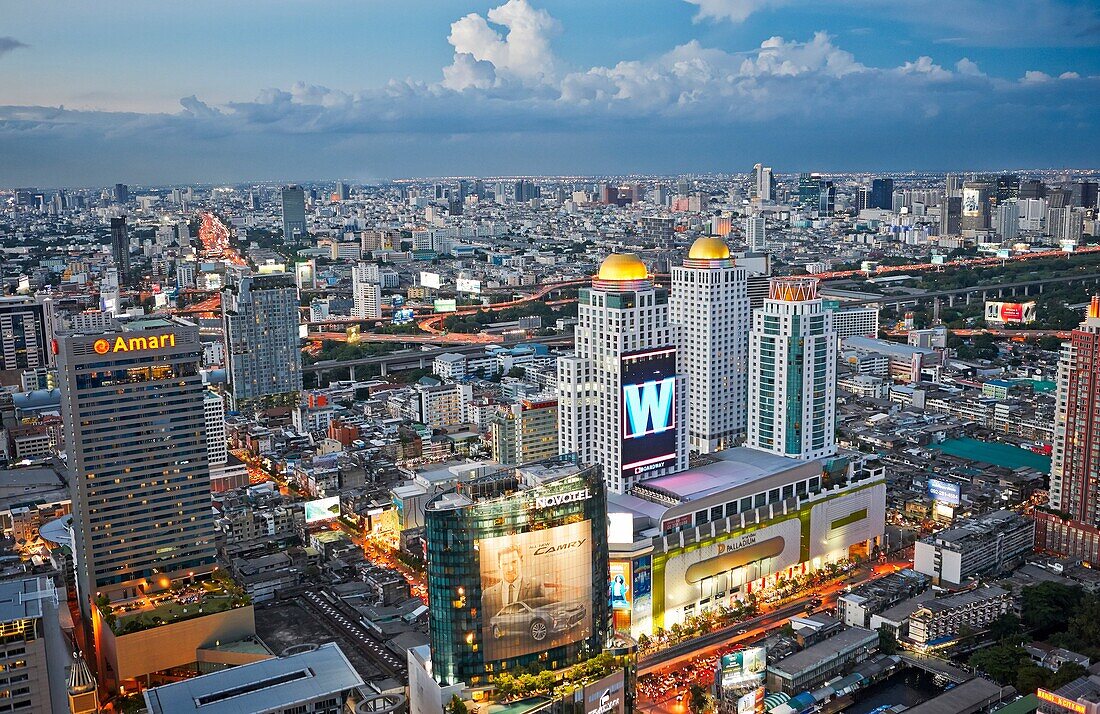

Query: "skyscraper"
(747, 277), (837, 461)
(351, 262), (383, 319)
(222, 272), (303, 410)
(871, 178), (894, 210)
(670, 237), (750, 453)
(939, 196), (962, 235)
(112, 183), (129, 204)
(752, 164), (775, 202)
(996, 173), (1020, 204)
(110, 216), (131, 287)
(558, 254), (688, 494)
(0, 296), (51, 382)
(335, 181), (350, 201)
(817, 180), (836, 216)
(280, 185), (307, 243)
(56, 318), (218, 624)
(961, 180), (994, 232)
(745, 215), (766, 252)
(639, 215), (675, 249)
(798, 173), (822, 207)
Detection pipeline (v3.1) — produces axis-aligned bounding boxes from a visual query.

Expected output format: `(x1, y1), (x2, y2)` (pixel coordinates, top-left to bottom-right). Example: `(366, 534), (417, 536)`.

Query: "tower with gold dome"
(558, 253), (688, 494)
(670, 236), (751, 453)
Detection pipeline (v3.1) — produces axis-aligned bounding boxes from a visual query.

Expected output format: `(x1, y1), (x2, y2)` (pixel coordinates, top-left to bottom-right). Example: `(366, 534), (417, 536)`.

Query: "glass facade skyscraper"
(280, 185), (307, 243)
(56, 318), (218, 621)
(424, 459), (609, 686)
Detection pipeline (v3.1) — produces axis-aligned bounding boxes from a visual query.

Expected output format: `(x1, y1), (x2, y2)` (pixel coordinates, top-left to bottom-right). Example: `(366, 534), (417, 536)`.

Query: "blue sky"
(2, 0), (1098, 186)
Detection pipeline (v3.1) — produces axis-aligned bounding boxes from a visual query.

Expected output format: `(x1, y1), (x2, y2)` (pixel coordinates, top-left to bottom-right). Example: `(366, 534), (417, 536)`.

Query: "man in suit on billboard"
(482, 542), (546, 616)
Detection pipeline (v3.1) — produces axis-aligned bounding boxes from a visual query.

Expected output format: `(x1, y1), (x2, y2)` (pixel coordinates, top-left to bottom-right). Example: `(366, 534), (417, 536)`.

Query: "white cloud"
(683, 0), (788, 23)
(897, 56), (953, 80)
(740, 32), (864, 77)
(1060, 71), (1081, 79)
(955, 57), (984, 76)
(443, 0), (559, 88)
(1023, 70), (1053, 83)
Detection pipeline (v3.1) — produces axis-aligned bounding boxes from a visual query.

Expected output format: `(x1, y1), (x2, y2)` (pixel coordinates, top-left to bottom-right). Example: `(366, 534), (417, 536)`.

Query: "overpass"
(303, 334), (573, 380)
(836, 272), (1100, 310)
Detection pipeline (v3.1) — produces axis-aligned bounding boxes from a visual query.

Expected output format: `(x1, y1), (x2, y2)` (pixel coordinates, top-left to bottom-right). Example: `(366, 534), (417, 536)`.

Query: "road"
(809, 244), (1100, 280)
(636, 559), (912, 714)
(300, 589), (408, 682)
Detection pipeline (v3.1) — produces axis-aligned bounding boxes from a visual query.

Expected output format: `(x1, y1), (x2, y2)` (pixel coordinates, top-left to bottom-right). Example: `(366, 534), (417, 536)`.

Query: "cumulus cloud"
(955, 57), (984, 76)
(740, 32), (864, 77)
(683, 0), (788, 23)
(442, 0), (559, 89)
(897, 56), (953, 80)
(0, 37), (28, 58)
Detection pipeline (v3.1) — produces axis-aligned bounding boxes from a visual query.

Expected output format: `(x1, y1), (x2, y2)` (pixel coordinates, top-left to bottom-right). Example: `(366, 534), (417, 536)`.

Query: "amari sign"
(93, 333), (177, 355)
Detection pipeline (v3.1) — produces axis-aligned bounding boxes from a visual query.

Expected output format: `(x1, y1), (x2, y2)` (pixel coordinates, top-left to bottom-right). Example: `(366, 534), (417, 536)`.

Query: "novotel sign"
(534, 489), (591, 509)
(92, 333), (177, 355)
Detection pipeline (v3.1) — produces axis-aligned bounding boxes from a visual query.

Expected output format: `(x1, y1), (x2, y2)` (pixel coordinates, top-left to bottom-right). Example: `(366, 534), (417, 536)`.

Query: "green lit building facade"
(425, 459), (610, 686)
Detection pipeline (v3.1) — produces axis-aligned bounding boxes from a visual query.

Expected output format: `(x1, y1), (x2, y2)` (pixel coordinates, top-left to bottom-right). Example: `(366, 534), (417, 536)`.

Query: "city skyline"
(2, 0), (1099, 185)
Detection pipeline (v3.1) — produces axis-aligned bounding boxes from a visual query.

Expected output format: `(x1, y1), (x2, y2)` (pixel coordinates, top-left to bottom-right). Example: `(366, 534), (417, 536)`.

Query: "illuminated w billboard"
(621, 348), (678, 480)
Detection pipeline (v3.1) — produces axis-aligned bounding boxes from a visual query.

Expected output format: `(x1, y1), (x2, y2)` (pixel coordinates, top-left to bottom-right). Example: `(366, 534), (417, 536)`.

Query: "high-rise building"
(56, 318), (219, 623)
(961, 181), (994, 232)
(745, 215), (766, 252)
(280, 185), (307, 243)
(351, 262), (383, 319)
(996, 173), (1020, 204)
(489, 398), (559, 466)
(798, 173), (822, 207)
(939, 196), (962, 235)
(0, 576), (62, 714)
(871, 178), (894, 210)
(204, 391), (227, 466)
(670, 237), (750, 453)
(856, 187), (872, 211)
(335, 181), (350, 201)
(817, 180), (836, 216)
(222, 272), (303, 410)
(1019, 179), (1046, 200)
(639, 215), (675, 248)
(752, 164), (775, 202)
(747, 277), (837, 461)
(0, 296), (51, 382)
(1069, 181), (1098, 209)
(995, 201), (1020, 240)
(112, 183), (129, 204)
(110, 216), (131, 287)
(1037, 299), (1100, 561)
(558, 254), (688, 494)
(944, 173), (962, 197)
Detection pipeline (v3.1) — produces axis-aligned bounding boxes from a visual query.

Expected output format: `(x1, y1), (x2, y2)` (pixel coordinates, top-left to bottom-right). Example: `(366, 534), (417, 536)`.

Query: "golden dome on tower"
(687, 236), (731, 260)
(597, 253), (648, 281)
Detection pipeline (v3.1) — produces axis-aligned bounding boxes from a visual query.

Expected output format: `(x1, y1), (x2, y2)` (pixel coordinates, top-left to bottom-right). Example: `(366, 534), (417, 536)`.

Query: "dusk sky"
(3, 0), (1099, 186)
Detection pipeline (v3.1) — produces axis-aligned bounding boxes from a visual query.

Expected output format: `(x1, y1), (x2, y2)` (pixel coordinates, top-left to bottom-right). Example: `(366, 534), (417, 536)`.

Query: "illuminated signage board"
(610, 561), (631, 611)
(620, 348), (678, 480)
(93, 333), (177, 355)
(534, 489), (590, 509)
(583, 671), (626, 714)
(1037, 689), (1087, 714)
(985, 301), (1036, 324)
(736, 687), (765, 714)
(456, 277), (482, 294)
(927, 478), (961, 506)
(433, 299), (457, 313)
(304, 496), (340, 523)
(720, 647), (767, 687)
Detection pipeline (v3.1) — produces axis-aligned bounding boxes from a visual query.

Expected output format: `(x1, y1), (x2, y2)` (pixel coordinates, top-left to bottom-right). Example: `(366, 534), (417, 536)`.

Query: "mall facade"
(423, 457), (610, 687)
(607, 447), (886, 637)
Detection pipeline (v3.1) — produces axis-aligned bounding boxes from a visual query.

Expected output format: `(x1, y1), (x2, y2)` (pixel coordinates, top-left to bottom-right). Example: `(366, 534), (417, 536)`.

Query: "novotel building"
(421, 456), (609, 688)
(606, 447), (886, 637)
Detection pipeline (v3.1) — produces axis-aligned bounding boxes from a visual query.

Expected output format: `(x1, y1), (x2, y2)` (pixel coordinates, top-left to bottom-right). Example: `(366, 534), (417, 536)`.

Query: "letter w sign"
(624, 378), (675, 438)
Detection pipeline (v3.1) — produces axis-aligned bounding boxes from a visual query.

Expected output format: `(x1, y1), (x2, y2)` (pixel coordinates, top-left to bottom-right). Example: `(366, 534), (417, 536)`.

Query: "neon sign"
(93, 333), (177, 355)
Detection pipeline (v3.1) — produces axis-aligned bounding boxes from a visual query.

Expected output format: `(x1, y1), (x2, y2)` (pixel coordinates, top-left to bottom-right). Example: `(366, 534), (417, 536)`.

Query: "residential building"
(670, 236), (751, 453)
(0, 576), (61, 714)
(204, 391), (228, 466)
(908, 586), (1011, 647)
(913, 510), (1035, 586)
(558, 253), (688, 494)
(745, 215), (766, 252)
(489, 398), (559, 466)
(222, 272), (303, 410)
(351, 262), (383, 319)
(747, 277), (837, 461)
(0, 297), (51, 383)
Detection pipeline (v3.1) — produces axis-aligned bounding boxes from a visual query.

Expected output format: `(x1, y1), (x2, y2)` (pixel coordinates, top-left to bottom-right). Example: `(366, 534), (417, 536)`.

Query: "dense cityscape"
(4, 2), (1100, 714)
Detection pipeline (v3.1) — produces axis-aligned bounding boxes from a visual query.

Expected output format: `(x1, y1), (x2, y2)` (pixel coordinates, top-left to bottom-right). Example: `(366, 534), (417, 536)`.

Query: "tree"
(447, 694), (467, 714)
(1022, 582), (1084, 637)
(969, 643), (1027, 686)
(989, 613), (1023, 642)
(687, 683), (712, 714)
(1050, 662), (1088, 690)
(878, 628), (899, 655)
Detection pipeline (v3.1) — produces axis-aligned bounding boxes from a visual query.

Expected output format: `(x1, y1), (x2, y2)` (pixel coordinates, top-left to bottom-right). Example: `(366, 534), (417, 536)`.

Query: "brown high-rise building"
(1035, 297), (1100, 559)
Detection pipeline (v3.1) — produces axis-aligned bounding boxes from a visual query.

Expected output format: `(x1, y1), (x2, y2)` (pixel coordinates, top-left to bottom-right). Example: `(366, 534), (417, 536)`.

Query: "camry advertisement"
(620, 348), (678, 481)
(480, 520), (593, 661)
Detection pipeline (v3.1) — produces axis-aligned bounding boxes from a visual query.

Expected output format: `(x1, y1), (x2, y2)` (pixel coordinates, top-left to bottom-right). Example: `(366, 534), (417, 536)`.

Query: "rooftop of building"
(687, 236), (731, 260)
(768, 626), (877, 677)
(0, 575), (51, 623)
(631, 447), (817, 504)
(143, 642), (364, 714)
(928, 509), (1032, 548)
(914, 585), (1008, 615)
(901, 676), (1009, 714)
(100, 572), (250, 636)
(596, 253), (648, 282)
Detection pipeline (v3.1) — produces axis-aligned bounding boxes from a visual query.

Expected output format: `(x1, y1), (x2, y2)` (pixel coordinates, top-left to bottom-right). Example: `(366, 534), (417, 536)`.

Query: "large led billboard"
(735, 687), (765, 714)
(928, 478), (961, 506)
(620, 348), (678, 481)
(720, 647), (766, 688)
(480, 520), (594, 661)
(420, 271), (442, 289)
(304, 496), (341, 523)
(456, 277), (482, 295)
(610, 561), (631, 611)
(985, 301), (1036, 325)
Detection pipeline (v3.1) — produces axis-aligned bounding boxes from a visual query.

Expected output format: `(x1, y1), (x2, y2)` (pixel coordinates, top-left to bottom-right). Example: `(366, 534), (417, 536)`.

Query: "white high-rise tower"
(745, 215), (766, 252)
(558, 254), (688, 494)
(352, 262), (382, 319)
(747, 277), (837, 461)
(670, 237), (751, 453)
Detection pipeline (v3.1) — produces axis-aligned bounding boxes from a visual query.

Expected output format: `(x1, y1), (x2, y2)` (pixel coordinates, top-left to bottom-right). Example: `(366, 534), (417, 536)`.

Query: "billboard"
(962, 187), (982, 216)
(456, 277), (482, 295)
(419, 271), (441, 289)
(621, 348), (678, 480)
(433, 299), (457, 313)
(392, 308), (416, 325)
(985, 301), (1036, 324)
(304, 496), (341, 523)
(583, 670), (626, 714)
(735, 687), (765, 714)
(928, 478), (961, 506)
(480, 519), (593, 661)
(719, 647), (766, 688)
(610, 561), (631, 611)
